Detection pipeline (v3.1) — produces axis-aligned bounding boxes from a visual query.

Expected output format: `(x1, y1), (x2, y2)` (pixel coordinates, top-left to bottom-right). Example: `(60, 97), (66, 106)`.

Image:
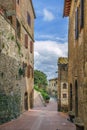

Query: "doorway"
(75, 80), (78, 117)
(24, 92), (28, 110)
(70, 83), (72, 111)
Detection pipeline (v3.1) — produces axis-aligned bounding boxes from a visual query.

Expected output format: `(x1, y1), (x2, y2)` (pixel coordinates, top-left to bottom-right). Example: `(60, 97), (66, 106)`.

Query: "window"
(17, 0), (19, 4)
(30, 41), (33, 53)
(16, 19), (21, 39)
(80, 0), (84, 29)
(8, 16), (12, 24)
(25, 34), (28, 48)
(54, 83), (56, 86)
(27, 12), (31, 26)
(75, 8), (78, 39)
(63, 83), (67, 89)
(63, 94), (67, 98)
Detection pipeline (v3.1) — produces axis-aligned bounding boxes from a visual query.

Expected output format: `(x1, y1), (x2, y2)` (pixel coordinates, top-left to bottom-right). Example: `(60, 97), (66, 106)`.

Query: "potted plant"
(74, 117), (84, 130)
(68, 111), (75, 122)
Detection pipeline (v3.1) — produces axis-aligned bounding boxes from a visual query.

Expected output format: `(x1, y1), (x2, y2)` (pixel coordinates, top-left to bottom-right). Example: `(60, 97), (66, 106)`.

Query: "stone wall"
(58, 63), (68, 112)
(68, 0), (87, 129)
(0, 0), (35, 124)
(48, 78), (58, 97)
(0, 53), (26, 124)
(0, 14), (26, 124)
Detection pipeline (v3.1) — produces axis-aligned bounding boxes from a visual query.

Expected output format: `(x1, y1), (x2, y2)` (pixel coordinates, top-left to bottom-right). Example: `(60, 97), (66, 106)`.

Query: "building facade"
(63, 0), (87, 129)
(0, 0), (35, 124)
(57, 57), (68, 112)
(48, 78), (58, 97)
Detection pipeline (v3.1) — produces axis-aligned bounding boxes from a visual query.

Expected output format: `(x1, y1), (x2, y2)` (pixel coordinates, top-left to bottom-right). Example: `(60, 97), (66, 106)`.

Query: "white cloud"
(35, 33), (68, 42)
(43, 9), (55, 21)
(34, 40), (68, 80)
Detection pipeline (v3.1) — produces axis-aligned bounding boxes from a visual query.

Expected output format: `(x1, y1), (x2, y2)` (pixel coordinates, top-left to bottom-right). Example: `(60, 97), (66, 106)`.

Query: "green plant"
(2, 43), (5, 49)
(1, 72), (4, 78)
(41, 92), (50, 100)
(34, 85), (50, 101)
(16, 41), (21, 54)
(11, 35), (15, 40)
(18, 68), (24, 76)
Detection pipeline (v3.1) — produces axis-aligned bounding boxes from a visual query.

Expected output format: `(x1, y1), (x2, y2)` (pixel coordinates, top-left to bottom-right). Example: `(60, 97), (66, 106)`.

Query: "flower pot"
(46, 100), (49, 103)
(68, 111), (75, 122)
(69, 114), (75, 122)
(76, 124), (84, 130)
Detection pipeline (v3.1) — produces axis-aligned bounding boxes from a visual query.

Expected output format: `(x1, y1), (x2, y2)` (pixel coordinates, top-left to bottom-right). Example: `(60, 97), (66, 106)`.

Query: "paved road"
(0, 99), (76, 130)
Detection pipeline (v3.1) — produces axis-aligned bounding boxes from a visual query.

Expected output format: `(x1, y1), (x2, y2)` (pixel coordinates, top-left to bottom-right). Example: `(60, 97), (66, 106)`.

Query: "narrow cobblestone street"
(0, 99), (76, 130)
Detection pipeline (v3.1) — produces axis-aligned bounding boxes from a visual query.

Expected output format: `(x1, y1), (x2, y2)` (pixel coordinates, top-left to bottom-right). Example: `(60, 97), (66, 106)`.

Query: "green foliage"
(18, 67), (24, 76)
(41, 92), (50, 100)
(34, 70), (48, 88)
(0, 93), (21, 124)
(34, 85), (50, 101)
(16, 41), (21, 54)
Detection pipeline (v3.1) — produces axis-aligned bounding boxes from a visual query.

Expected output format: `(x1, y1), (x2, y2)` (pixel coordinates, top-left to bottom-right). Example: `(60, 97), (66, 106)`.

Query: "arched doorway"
(75, 80), (78, 117)
(30, 89), (34, 109)
(70, 83), (72, 111)
(24, 92), (28, 110)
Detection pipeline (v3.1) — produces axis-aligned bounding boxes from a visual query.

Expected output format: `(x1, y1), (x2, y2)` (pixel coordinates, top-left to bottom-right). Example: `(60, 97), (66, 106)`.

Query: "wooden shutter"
(27, 65), (30, 78)
(25, 34), (28, 48)
(16, 19), (21, 39)
(27, 12), (31, 26)
(30, 41), (33, 53)
(80, 0), (84, 28)
(32, 67), (34, 78)
(75, 8), (78, 40)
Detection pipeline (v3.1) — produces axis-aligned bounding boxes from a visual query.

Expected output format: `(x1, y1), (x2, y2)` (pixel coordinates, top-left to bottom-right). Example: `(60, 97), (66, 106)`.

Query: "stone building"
(0, 0), (35, 124)
(48, 78), (58, 97)
(57, 57), (68, 112)
(63, 0), (87, 129)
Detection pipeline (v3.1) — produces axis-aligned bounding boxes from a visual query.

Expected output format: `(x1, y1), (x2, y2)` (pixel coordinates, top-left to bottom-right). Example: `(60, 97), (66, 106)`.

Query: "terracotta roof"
(58, 57), (68, 64)
(49, 78), (58, 81)
(63, 0), (71, 17)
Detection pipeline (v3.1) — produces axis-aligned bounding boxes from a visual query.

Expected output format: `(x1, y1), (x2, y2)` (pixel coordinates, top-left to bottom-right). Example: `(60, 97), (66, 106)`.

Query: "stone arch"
(63, 83), (67, 89)
(70, 83), (72, 111)
(24, 92), (28, 111)
(30, 89), (34, 109)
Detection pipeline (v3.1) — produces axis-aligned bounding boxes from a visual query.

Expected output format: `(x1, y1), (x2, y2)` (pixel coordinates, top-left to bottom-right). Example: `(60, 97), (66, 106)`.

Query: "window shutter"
(32, 67), (34, 78)
(80, 0), (84, 28)
(30, 41), (33, 53)
(27, 65), (30, 78)
(75, 8), (78, 39)
(25, 34), (28, 48)
(27, 12), (31, 26)
(16, 19), (21, 39)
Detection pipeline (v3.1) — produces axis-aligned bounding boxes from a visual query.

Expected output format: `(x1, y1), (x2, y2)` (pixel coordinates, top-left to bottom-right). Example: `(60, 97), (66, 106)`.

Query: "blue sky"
(32, 0), (68, 80)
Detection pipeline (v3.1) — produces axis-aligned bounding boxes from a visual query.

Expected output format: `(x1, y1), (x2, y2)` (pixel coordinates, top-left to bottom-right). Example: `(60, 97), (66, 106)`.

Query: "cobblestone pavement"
(0, 98), (76, 130)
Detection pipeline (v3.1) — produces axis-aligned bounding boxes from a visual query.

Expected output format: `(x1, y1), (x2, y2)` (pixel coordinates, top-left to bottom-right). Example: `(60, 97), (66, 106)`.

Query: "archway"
(70, 83), (72, 111)
(30, 89), (34, 109)
(24, 92), (28, 110)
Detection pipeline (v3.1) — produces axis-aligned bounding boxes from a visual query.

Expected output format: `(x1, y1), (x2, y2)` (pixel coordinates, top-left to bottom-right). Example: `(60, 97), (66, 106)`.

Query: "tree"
(34, 70), (48, 88)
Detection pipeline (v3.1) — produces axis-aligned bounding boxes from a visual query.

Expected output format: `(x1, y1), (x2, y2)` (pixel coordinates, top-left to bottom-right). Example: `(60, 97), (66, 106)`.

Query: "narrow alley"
(0, 99), (76, 130)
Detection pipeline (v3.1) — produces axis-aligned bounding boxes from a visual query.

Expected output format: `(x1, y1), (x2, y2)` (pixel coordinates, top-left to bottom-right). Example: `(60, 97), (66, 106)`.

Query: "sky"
(32, 0), (69, 80)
